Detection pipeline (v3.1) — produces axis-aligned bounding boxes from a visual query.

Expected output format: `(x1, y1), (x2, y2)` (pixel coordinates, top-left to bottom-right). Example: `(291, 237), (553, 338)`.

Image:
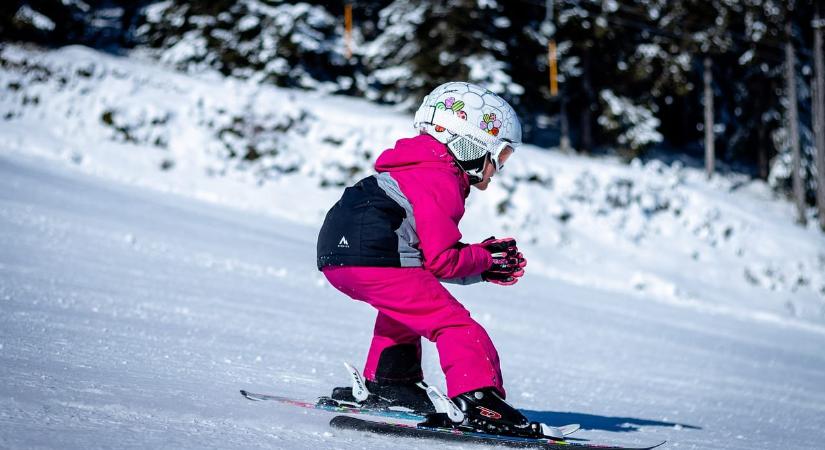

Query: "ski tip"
(240, 389), (257, 400)
(649, 440), (668, 449)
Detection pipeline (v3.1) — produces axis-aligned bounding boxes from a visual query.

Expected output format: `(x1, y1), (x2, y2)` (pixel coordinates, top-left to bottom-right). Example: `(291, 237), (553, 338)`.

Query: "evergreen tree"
(4, 0), (825, 215)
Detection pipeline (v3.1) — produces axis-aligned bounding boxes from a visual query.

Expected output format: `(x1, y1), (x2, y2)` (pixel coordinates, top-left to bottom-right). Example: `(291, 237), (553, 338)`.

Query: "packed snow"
(1, 44), (825, 449)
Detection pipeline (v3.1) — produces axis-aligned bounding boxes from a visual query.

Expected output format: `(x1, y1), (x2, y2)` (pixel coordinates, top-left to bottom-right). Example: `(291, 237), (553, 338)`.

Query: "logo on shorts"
(338, 236), (350, 248)
(477, 406), (502, 419)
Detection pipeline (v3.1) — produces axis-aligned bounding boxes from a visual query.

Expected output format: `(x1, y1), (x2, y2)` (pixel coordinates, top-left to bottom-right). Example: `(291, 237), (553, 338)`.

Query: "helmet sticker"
(434, 97), (467, 132)
(480, 112), (502, 136)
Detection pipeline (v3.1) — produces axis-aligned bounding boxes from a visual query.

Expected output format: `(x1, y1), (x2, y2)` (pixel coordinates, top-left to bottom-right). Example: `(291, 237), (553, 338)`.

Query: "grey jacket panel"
(374, 172), (422, 267)
(440, 274), (484, 285)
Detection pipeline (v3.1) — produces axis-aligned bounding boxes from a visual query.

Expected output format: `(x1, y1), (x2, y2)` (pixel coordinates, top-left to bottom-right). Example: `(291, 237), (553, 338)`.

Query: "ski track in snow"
(1, 155), (825, 450)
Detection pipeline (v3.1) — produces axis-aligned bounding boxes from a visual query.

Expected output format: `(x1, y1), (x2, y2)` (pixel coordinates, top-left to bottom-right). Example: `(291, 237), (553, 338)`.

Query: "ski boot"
(330, 380), (436, 414)
(444, 388), (565, 439)
(321, 361), (436, 414)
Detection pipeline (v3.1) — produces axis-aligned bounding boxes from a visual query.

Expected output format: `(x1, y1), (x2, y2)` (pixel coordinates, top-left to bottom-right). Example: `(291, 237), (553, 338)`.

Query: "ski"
(240, 389), (580, 437)
(239, 389), (424, 421)
(329, 415), (666, 450)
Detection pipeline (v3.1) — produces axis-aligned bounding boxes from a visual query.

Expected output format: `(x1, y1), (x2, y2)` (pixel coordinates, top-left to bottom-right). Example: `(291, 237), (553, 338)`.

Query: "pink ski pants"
(323, 266), (505, 398)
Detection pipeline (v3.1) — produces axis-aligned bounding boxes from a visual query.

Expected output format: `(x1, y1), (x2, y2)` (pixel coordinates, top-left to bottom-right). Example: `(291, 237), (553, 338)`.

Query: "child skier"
(317, 82), (549, 438)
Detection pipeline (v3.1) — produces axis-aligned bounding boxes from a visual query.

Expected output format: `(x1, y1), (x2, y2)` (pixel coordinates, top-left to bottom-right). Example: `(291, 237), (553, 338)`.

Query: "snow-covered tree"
(359, 0), (522, 108)
(135, 1), (352, 90)
(4, 0), (825, 221)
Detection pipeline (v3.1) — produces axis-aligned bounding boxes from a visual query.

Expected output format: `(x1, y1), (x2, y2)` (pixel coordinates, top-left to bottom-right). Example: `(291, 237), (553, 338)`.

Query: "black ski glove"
(479, 237), (527, 286)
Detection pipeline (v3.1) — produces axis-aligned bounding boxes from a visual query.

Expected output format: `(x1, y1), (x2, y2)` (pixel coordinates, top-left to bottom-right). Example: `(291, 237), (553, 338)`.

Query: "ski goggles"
(489, 141), (516, 172)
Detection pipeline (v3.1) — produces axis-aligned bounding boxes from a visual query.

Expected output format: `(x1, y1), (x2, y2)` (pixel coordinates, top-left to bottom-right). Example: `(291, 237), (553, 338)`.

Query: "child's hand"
(479, 237), (527, 286)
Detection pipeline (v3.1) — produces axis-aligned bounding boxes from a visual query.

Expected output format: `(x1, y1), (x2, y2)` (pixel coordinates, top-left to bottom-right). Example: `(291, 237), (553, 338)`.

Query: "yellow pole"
(548, 40), (558, 97)
(345, 4), (353, 59)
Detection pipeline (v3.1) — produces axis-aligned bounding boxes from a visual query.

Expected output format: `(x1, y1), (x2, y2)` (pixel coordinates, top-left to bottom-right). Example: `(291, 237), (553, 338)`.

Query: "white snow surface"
(1, 44), (825, 449)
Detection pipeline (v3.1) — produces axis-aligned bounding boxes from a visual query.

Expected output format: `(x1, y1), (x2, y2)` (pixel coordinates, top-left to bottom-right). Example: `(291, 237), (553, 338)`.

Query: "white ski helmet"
(413, 81), (522, 183)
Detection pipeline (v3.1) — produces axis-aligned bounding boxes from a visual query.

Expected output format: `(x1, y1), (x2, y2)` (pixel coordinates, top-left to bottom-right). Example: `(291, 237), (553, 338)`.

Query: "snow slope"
(2, 150), (825, 450)
(1, 44), (825, 449)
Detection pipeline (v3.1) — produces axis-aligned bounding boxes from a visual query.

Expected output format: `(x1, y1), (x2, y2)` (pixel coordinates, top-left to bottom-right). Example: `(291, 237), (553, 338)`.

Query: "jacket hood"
(375, 134), (470, 195)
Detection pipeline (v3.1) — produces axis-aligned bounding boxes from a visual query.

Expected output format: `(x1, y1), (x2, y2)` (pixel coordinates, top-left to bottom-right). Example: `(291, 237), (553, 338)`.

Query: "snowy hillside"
(2, 44), (825, 449)
(2, 43), (824, 327)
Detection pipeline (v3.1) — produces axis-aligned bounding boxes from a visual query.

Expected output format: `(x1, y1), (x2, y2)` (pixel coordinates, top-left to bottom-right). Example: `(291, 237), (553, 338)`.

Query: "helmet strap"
(446, 143), (486, 184)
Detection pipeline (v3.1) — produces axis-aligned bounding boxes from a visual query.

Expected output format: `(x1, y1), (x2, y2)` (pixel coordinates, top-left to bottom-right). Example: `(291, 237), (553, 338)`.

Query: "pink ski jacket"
(317, 134), (491, 283)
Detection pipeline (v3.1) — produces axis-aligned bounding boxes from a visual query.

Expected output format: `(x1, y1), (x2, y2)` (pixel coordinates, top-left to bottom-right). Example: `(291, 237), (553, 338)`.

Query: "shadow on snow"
(522, 409), (701, 433)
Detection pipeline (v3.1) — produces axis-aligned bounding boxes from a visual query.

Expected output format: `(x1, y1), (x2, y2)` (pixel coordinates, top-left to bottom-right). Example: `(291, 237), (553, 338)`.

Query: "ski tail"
(558, 423), (581, 436)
